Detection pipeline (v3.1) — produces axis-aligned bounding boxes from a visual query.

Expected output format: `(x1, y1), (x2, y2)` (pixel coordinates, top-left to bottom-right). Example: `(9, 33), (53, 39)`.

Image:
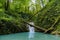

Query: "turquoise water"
(0, 32), (60, 40)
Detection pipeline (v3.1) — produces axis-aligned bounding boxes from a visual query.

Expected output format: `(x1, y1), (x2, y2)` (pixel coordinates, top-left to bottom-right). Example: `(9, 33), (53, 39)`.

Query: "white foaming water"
(27, 22), (35, 38)
(29, 22), (35, 33)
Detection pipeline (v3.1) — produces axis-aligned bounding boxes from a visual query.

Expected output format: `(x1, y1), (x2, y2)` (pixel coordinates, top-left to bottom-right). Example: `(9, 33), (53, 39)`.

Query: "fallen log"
(44, 16), (60, 33)
(51, 30), (60, 35)
(23, 21), (47, 31)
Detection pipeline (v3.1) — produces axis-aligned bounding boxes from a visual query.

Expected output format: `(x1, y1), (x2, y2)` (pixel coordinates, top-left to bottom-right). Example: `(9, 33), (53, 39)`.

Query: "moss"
(35, 0), (60, 34)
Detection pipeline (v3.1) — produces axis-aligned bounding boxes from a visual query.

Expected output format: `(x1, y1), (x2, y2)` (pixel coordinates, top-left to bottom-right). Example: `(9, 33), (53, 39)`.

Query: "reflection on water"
(28, 32), (35, 39)
(0, 32), (60, 40)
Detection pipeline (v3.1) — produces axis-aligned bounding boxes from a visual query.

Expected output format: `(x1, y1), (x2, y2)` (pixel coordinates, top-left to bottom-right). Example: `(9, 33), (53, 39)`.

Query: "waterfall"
(27, 22), (35, 38)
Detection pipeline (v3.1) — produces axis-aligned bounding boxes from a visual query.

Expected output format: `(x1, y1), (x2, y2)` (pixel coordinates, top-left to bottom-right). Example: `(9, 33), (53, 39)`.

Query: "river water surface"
(0, 32), (60, 40)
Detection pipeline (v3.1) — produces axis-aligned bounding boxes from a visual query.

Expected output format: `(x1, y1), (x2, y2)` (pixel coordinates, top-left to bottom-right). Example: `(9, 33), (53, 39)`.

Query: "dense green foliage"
(35, 0), (60, 34)
(0, 0), (60, 35)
